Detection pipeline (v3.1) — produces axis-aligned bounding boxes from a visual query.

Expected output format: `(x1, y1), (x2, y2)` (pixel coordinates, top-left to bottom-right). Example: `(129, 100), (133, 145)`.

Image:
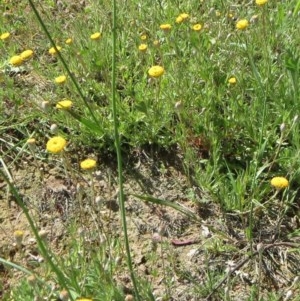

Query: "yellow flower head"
(160, 24), (172, 31)
(49, 46), (62, 55)
(236, 19), (249, 30)
(176, 13), (189, 23)
(65, 38), (73, 44)
(228, 77), (237, 84)
(138, 44), (147, 52)
(153, 40), (160, 47)
(176, 16), (184, 24)
(256, 0), (268, 5)
(20, 49), (34, 60)
(14, 230), (24, 239)
(270, 177), (289, 190)
(14, 230), (24, 246)
(192, 24), (202, 31)
(80, 159), (97, 170)
(27, 138), (36, 150)
(0, 32), (10, 40)
(148, 65), (165, 78)
(27, 138), (36, 145)
(90, 32), (101, 40)
(140, 34), (147, 41)
(77, 299), (93, 301)
(56, 99), (73, 110)
(179, 13), (189, 20)
(54, 75), (67, 84)
(9, 55), (23, 66)
(46, 136), (67, 154)
(215, 11), (221, 17)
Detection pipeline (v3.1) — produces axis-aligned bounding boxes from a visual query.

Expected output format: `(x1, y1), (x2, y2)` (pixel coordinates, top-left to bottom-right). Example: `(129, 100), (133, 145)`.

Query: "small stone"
(187, 249), (198, 257)
(27, 275), (36, 286)
(125, 295), (134, 301)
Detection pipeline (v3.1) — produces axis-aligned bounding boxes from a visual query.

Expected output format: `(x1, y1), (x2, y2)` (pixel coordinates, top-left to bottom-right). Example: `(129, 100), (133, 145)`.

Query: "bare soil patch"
(1, 149), (300, 300)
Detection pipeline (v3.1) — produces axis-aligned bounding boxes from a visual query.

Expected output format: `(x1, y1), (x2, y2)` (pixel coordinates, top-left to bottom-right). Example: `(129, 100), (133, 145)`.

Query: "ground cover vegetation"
(1, 0), (300, 300)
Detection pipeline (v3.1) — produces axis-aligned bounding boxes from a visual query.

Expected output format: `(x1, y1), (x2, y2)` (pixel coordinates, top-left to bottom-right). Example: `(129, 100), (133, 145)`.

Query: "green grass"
(1, 0), (300, 300)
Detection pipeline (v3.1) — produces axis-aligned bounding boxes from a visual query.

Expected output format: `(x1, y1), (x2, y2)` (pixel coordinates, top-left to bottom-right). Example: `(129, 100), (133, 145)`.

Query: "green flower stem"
(153, 79), (162, 114)
(111, 0), (140, 300)
(60, 152), (74, 183)
(241, 36), (267, 249)
(87, 171), (95, 206)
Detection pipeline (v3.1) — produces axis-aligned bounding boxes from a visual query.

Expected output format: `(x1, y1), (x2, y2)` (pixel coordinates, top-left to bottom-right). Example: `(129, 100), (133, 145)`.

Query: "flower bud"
(125, 295), (134, 301)
(256, 243), (264, 252)
(59, 289), (69, 301)
(50, 124), (58, 133)
(41, 101), (50, 111)
(38, 230), (48, 242)
(14, 230), (24, 248)
(27, 138), (36, 151)
(174, 101), (183, 110)
(27, 275), (36, 286)
(152, 233), (162, 243)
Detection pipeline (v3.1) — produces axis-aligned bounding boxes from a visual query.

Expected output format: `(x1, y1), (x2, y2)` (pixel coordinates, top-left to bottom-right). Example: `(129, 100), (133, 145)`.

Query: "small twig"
(0, 157), (14, 207)
(0, 157), (13, 183)
(171, 238), (199, 246)
(205, 242), (300, 300)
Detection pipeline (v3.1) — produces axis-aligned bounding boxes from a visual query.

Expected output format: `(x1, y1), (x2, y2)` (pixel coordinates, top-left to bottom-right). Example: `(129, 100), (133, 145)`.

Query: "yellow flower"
(27, 138), (36, 150)
(20, 49), (34, 60)
(192, 24), (202, 31)
(46, 136), (67, 154)
(176, 16), (184, 24)
(56, 99), (73, 109)
(9, 55), (23, 66)
(270, 177), (289, 190)
(14, 230), (24, 247)
(160, 24), (172, 31)
(80, 159), (97, 170)
(90, 32), (101, 40)
(228, 77), (237, 84)
(153, 40), (160, 47)
(27, 138), (36, 145)
(49, 46), (62, 55)
(54, 75), (67, 84)
(215, 11), (221, 17)
(0, 32), (10, 40)
(65, 38), (73, 44)
(14, 230), (24, 239)
(179, 13), (189, 20)
(76, 299), (93, 301)
(256, 0), (268, 5)
(148, 65), (164, 78)
(140, 34), (147, 41)
(236, 19), (249, 30)
(138, 44), (147, 52)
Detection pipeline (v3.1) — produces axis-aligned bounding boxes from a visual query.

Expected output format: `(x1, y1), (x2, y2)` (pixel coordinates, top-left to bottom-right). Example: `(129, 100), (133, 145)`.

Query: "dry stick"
(0, 158), (14, 207)
(205, 242), (300, 301)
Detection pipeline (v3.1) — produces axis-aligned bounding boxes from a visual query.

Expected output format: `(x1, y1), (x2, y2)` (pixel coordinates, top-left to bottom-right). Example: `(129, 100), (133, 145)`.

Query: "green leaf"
(67, 110), (103, 135)
(131, 193), (200, 222)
